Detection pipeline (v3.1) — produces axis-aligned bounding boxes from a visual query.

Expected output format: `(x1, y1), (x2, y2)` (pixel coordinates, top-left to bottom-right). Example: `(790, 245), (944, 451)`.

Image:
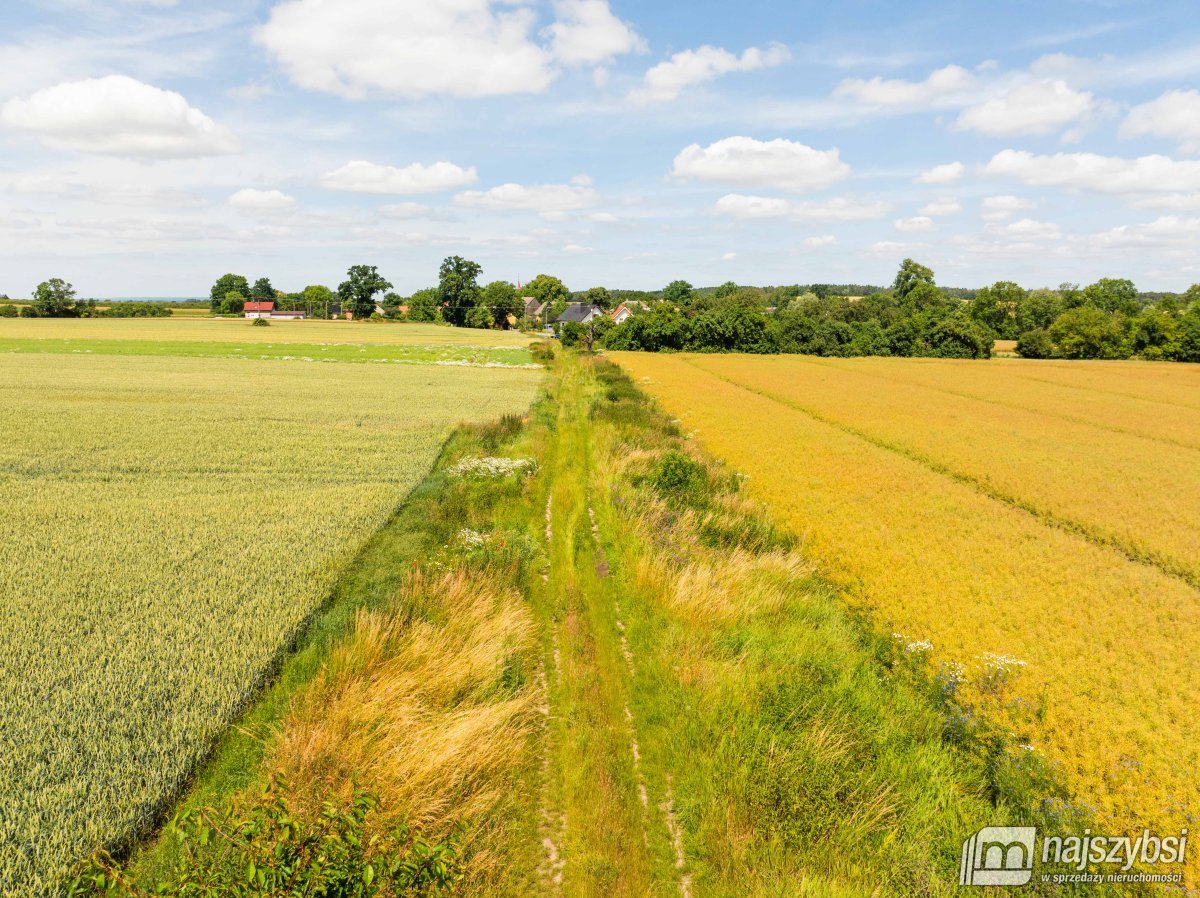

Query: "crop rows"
(0, 351), (540, 895)
(612, 351), (1200, 863)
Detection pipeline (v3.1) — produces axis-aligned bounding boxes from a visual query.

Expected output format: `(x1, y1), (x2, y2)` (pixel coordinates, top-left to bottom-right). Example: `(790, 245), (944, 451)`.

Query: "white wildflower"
(449, 456), (536, 478)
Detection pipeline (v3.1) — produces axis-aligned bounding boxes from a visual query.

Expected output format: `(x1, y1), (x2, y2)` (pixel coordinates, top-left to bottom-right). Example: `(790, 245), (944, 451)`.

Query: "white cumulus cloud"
(1121, 90), (1200, 154)
(870, 240), (928, 254)
(257, 0), (556, 98)
(455, 178), (599, 218)
(230, 188), (296, 211)
(999, 218), (1062, 240)
(804, 235), (837, 247)
(983, 149), (1200, 194)
(1, 75), (238, 158)
(378, 202), (433, 219)
(714, 194), (889, 221)
(320, 160), (478, 195)
(981, 195), (1036, 220)
(833, 64), (975, 107)
(954, 80), (1095, 137)
(1083, 215), (1200, 251)
(672, 137), (849, 192)
(895, 216), (935, 232)
(543, 0), (643, 66)
(629, 43), (790, 104)
(919, 199), (963, 216)
(916, 162), (965, 185)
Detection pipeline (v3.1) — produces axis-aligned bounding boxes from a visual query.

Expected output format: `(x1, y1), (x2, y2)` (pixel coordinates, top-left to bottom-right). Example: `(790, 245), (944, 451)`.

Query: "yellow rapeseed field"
(612, 351), (1200, 869)
(0, 349), (540, 895)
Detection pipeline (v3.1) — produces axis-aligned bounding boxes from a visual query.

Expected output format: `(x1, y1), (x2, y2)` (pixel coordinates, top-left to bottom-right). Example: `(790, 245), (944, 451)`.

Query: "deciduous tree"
(892, 258), (935, 301)
(338, 265), (393, 320)
(302, 285), (333, 318)
(210, 274), (250, 312)
(663, 280), (693, 305)
(438, 256), (483, 327)
(32, 278), (79, 318)
(482, 280), (522, 326)
(252, 277), (276, 301)
(525, 273), (569, 308)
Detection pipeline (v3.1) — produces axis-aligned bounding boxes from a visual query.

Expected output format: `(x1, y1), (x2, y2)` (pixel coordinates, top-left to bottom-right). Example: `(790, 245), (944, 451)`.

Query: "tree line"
(209, 258), (578, 328)
(3, 280), (172, 318)
(12, 258), (1200, 364)
(601, 260), (1200, 362)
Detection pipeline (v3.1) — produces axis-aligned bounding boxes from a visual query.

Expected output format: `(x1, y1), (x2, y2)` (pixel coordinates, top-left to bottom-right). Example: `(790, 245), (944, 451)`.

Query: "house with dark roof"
(555, 302), (604, 325)
(523, 296), (546, 320)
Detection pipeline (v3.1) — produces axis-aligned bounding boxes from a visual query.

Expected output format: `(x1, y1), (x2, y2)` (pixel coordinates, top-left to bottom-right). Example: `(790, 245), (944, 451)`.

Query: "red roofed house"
(244, 301), (308, 320)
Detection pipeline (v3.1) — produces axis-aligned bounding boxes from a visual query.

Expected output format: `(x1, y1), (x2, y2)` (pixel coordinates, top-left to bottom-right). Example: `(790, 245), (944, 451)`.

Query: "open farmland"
(0, 334), (540, 894)
(0, 316), (535, 346)
(612, 351), (1200, 875)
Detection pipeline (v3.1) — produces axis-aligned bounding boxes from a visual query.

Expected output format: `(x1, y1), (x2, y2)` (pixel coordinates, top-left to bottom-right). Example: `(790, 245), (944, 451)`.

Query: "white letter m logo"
(959, 826), (1036, 886)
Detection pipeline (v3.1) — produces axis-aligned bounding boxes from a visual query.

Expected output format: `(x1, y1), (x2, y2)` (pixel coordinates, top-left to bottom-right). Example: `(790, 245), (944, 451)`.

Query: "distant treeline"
(598, 261), (1200, 362)
(2, 281), (174, 319)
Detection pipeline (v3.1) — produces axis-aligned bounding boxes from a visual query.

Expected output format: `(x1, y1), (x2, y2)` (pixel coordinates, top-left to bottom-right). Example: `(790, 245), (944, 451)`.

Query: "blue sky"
(3, 0), (1200, 296)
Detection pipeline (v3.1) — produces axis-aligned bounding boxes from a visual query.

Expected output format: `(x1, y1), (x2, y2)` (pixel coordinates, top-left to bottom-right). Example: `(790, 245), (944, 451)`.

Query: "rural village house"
(523, 296), (546, 321)
(243, 301), (307, 320)
(610, 301), (649, 324)
(554, 302), (605, 326)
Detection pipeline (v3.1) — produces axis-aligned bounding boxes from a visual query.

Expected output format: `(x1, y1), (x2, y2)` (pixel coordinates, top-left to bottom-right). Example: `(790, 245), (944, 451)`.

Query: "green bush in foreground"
(67, 778), (460, 898)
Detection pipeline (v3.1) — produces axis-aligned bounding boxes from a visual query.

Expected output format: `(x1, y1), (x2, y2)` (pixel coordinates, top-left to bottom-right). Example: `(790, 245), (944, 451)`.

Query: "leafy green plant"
(648, 451), (711, 504)
(66, 777), (460, 897)
(251, 317), (270, 327)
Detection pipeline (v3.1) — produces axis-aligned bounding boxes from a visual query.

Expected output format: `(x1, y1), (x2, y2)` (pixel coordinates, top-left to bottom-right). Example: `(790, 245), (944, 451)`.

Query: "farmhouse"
(610, 301), (649, 324)
(244, 301), (274, 319)
(243, 301), (308, 320)
(523, 296), (546, 321)
(555, 302), (604, 325)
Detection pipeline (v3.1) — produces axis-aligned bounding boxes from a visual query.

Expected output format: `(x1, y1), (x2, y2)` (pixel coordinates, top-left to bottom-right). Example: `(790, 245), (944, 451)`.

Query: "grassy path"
(532, 358), (683, 897)
(109, 350), (1135, 897)
(519, 354), (1130, 897)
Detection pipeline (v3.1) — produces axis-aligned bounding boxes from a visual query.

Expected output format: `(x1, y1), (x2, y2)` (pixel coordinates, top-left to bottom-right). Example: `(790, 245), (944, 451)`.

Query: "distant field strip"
(0, 337), (535, 367)
(0, 351), (540, 894)
(686, 355), (1200, 588)
(0, 317), (534, 348)
(612, 351), (1200, 847)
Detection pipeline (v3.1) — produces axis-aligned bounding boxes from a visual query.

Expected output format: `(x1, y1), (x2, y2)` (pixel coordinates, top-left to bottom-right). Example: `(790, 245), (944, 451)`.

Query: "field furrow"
(686, 354), (1200, 587)
(612, 350), (1200, 849)
(814, 356), (1200, 452)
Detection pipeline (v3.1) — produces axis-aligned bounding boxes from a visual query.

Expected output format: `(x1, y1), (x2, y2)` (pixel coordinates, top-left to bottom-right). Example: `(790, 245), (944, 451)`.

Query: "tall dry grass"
(269, 567), (538, 885)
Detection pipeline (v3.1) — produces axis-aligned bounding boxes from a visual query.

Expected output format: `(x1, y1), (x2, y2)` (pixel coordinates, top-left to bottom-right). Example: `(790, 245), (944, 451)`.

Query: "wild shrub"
(476, 414), (526, 454)
(251, 317), (269, 327)
(528, 341), (555, 364)
(647, 451), (712, 504)
(67, 777), (460, 897)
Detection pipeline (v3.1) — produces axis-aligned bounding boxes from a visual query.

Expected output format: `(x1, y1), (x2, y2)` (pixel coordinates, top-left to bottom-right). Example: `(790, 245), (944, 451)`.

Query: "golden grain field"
(0, 348), (540, 895)
(0, 316), (535, 347)
(611, 351), (1200, 860)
